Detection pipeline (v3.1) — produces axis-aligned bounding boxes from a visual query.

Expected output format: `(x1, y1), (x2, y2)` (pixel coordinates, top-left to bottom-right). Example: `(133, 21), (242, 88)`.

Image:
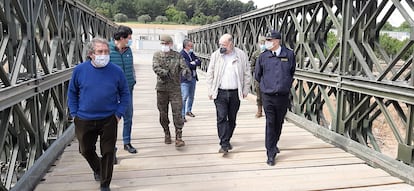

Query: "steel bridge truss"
(189, 0), (414, 184)
(0, 0), (115, 190)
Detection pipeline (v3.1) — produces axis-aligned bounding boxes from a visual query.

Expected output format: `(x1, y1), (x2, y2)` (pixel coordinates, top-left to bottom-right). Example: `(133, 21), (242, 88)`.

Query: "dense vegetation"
(81, 0), (256, 24)
(326, 21), (412, 61)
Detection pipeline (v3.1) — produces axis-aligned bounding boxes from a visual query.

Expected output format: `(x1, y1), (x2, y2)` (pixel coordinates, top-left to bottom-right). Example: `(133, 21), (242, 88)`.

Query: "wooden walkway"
(36, 52), (414, 191)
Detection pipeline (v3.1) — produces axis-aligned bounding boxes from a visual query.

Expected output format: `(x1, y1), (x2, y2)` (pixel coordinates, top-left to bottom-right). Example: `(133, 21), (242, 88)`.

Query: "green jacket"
(109, 41), (136, 90)
(152, 50), (191, 91)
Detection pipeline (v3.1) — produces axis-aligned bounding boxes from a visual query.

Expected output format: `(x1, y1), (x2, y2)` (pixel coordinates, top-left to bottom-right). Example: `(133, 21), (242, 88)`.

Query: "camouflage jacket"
(152, 50), (191, 91)
(250, 50), (262, 73)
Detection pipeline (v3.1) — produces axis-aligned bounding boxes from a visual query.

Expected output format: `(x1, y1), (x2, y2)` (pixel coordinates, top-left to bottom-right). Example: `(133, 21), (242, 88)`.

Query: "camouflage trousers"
(157, 90), (184, 134)
(254, 80), (262, 106)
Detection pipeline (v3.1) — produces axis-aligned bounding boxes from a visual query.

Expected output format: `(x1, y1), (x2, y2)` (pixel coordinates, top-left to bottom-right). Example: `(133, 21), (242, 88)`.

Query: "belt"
(218, 88), (238, 92)
(264, 92), (288, 96)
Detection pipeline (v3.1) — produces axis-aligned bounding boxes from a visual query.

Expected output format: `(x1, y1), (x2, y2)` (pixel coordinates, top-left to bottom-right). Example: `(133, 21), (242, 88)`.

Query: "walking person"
(109, 25), (137, 155)
(206, 34), (251, 155)
(153, 35), (191, 147)
(255, 30), (296, 166)
(180, 39), (201, 122)
(68, 37), (130, 191)
(250, 35), (266, 118)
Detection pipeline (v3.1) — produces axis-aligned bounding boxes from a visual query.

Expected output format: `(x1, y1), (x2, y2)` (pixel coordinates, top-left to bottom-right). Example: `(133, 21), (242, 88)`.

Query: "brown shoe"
(186, 112), (195, 117)
(175, 139), (185, 147)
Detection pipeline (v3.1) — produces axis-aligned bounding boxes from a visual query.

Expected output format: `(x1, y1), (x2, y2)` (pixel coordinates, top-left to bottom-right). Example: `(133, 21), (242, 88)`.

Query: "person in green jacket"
(250, 35), (266, 118)
(109, 26), (137, 161)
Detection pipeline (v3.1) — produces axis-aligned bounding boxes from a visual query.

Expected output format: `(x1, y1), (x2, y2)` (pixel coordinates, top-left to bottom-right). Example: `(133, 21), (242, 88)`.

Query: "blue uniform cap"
(265, 30), (281, 40)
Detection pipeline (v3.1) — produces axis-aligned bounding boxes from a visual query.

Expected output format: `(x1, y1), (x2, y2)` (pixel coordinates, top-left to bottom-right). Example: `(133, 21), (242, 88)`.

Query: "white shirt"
(274, 46), (281, 56)
(219, 51), (238, 90)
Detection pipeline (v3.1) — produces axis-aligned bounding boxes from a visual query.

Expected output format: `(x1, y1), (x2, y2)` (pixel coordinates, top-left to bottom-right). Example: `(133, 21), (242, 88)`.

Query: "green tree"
(114, 13), (128, 22)
(166, 6), (188, 24)
(397, 21), (410, 32)
(134, 0), (170, 20)
(400, 38), (414, 60)
(327, 31), (337, 52)
(137, 14), (151, 23)
(155, 16), (168, 23)
(379, 33), (402, 58)
(81, 0), (257, 23)
(382, 22), (394, 31)
(112, 0), (136, 19)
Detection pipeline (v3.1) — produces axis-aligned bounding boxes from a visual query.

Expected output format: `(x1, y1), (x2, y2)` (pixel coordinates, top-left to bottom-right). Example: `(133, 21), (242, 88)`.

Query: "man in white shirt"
(207, 34), (251, 155)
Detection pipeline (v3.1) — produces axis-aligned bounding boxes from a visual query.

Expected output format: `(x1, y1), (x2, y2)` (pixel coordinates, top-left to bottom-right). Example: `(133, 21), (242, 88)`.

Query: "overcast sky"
(240, 0), (407, 27)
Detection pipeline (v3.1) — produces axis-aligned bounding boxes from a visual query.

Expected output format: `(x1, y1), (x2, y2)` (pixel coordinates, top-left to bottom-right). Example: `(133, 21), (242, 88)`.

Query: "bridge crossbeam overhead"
(188, 0), (414, 185)
(0, 0), (116, 190)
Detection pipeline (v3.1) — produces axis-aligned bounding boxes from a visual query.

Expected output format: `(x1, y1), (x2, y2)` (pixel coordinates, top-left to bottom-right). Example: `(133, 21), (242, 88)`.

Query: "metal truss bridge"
(0, 0), (413, 190)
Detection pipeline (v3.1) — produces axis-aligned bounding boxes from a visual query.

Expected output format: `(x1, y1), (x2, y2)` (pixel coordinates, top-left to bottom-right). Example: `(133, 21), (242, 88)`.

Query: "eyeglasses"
(94, 49), (110, 55)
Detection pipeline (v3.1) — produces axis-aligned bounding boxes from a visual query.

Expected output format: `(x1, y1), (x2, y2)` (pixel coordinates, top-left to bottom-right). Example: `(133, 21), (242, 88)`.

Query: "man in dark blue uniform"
(254, 30), (296, 166)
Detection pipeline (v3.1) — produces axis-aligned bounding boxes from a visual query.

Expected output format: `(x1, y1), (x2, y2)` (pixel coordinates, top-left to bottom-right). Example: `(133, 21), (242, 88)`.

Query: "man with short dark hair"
(153, 34), (191, 147)
(180, 39), (201, 122)
(255, 30), (296, 166)
(110, 25), (137, 156)
(68, 37), (130, 191)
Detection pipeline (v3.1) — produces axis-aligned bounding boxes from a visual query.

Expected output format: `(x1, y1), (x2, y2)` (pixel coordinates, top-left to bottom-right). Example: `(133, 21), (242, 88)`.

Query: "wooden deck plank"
(36, 51), (414, 191)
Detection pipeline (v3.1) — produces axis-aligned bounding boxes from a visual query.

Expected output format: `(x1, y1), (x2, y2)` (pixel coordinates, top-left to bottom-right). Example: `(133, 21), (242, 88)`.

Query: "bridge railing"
(189, 0), (414, 185)
(0, 0), (116, 190)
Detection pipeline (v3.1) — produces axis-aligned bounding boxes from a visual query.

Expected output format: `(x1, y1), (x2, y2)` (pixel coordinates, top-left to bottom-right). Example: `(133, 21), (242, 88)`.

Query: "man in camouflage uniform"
(250, 36), (266, 118)
(153, 34), (191, 147)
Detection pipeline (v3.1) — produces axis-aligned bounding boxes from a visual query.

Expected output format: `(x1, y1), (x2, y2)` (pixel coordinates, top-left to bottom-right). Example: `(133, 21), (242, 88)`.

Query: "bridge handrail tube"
(10, 124), (75, 191)
(286, 112), (414, 185)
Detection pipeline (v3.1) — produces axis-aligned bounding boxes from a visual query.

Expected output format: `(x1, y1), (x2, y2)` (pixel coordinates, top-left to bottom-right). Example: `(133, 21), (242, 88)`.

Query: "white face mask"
(259, 44), (266, 52)
(265, 41), (274, 50)
(161, 45), (170, 52)
(127, 39), (132, 47)
(93, 55), (110, 68)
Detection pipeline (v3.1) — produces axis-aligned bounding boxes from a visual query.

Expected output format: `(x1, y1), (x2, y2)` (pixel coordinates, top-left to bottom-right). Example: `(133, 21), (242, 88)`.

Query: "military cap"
(160, 35), (173, 43)
(265, 30), (281, 40)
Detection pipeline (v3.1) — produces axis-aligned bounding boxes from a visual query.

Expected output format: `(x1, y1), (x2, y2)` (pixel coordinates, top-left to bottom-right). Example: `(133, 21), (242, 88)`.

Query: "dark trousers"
(214, 89), (240, 148)
(262, 93), (289, 158)
(74, 115), (117, 188)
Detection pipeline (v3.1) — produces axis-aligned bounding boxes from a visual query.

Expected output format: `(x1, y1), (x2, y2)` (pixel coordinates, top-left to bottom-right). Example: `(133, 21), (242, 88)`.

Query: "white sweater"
(206, 47), (251, 100)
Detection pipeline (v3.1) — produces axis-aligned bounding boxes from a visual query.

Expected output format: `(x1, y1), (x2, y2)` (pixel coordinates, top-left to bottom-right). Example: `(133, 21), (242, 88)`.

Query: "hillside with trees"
(81, 0), (256, 24)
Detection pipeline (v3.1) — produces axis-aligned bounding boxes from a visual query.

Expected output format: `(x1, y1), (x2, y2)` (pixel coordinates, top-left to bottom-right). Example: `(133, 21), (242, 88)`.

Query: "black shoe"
(124, 143), (137, 154)
(186, 112), (195, 117)
(101, 186), (111, 191)
(93, 171), (101, 181)
(266, 155), (276, 166)
(113, 148), (118, 165)
(218, 147), (229, 154)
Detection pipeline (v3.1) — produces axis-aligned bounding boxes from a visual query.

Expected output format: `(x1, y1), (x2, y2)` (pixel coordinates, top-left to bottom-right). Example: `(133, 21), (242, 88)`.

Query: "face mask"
(219, 47), (227, 54)
(161, 45), (170, 52)
(189, 49), (193, 53)
(93, 55), (110, 68)
(265, 41), (274, 50)
(260, 44), (266, 52)
(127, 39), (132, 47)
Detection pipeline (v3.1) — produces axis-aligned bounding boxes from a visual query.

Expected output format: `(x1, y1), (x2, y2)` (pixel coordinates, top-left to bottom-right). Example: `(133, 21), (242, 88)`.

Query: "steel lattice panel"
(0, 0), (116, 189)
(189, 0), (414, 183)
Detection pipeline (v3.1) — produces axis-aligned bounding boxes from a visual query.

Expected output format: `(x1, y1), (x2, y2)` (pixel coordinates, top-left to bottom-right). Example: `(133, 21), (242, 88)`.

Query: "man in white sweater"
(207, 33), (251, 155)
